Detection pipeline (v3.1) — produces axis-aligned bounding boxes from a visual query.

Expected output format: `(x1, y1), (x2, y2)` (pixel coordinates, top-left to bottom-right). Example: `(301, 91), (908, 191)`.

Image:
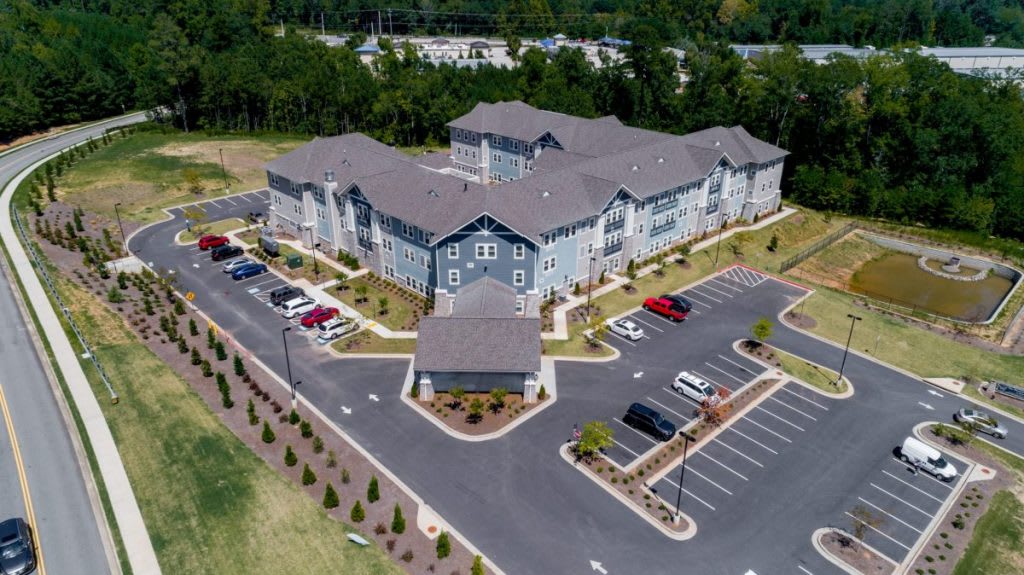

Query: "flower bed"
(414, 390), (546, 435)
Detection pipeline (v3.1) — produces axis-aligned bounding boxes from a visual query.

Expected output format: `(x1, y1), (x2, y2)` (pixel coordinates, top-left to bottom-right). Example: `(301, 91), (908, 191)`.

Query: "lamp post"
(306, 226), (320, 283)
(674, 432), (694, 524)
(113, 202), (128, 257)
(836, 314), (861, 386)
(586, 256), (596, 321)
(282, 326), (297, 407)
(713, 210), (725, 271)
(218, 148), (229, 192)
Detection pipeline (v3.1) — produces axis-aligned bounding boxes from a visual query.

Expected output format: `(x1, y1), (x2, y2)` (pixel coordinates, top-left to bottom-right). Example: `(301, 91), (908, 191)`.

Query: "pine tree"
(350, 500), (365, 523)
(284, 445), (297, 467)
(216, 372), (233, 408)
(322, 482), (340, 509)
(189, 318), (199, 336)
(73, 209), (83, 232)
(288, 409), (300, 425)
(207, 327), (216, 349)
(200, 359), (213, 377)
(177, 338), (189, 354)
(301, 463), (317, 486)
(391, 503), (406, 534)
(214, 340), (227, 361)
(300, 420), (313, 438)
(261, 421), (276, 443)
(367, 476), (380, 503)
(247, 399), (258, 425)
(174, 299), (186, 315)
(471, 555), (484, 575)
(233, 353), (245, 376)
(436, 531), (450, 559)
(190, 347), (201, 365)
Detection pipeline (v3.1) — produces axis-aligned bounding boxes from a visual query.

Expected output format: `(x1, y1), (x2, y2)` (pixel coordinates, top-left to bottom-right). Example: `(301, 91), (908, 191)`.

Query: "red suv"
(300, 307), (340, 328)
(642, 297), (689, 322)
(198, 235), (229, 250)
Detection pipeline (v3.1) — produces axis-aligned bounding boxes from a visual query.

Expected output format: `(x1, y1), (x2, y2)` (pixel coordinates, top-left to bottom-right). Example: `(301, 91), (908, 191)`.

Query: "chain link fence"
(778, 222), (858, 273)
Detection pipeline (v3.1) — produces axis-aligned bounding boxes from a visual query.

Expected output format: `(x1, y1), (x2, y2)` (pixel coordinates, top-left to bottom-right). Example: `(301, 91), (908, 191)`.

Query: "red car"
(198, 234), (229, 250)
(642, 297), (689, 322)
(300, 307), (340, 328)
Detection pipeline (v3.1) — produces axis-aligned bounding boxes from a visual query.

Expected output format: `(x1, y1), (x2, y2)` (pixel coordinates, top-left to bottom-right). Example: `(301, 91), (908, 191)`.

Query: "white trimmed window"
(420, 254), (431, 270)
(402, 223), (415, 238)
(514, 244), (525, 259)
(476, 243), (497, 259)
(564, 223), (577, 238)
(379, 214), (391, 227)
(456, 129), (462, 140)
(543, 256), (556, 272)
(525, 143), (534, 154)
(510, 157), (519, 168)
(515, 300), (525, 314)
(511, 140), (520, 151)
(269, 173), (279, 186)
(513, 270), (525, 286)
(492, 135), (502, 146)
(382, 238), (393, 252)
(542, 232), (556, 247)
(293, 204), (302, 215)
(403, 247), (415, 262)
(493, 153), (502, 164)
(448, 244), (458, 258)
(449, 270), (460, 285)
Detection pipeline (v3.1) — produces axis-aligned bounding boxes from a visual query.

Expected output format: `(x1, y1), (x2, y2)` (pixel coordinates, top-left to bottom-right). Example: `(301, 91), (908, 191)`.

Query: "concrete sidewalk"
(0, 133), (161, 572)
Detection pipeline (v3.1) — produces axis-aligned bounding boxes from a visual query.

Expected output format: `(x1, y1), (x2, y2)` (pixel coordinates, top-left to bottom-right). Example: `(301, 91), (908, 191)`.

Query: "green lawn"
(771, 347), (848, 394)
(52, 129), (308, 223)
(332, 330), (417, 355)
(541, 321), (614, 357)
(55, 276), (400, 574)
(953, 491), (1024, 575)
(335, 278), (417, 331)
(181, 218), (247, 243)
(799, 287), (1024, 383)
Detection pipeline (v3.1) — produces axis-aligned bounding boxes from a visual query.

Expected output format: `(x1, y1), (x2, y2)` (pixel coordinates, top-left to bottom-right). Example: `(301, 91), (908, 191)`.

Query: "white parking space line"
(887, 459), (955, 490)
(870, 484), (935, 518)
(767, 396), (818, 421)
(696, 451), (749, 481)
(234, 273), (271, 283)
(708, 277), (743, 293)
(712, 438), (764, 468)
(880, 471), (945, 504)
(662, 387), (701, 407)
(717, 355), (759, 376)
(797, 566), (814, 575)
(780, 386), (829, 410)
(691, 370), (730, 392)
(222, 197), (238, 206)
(207, 199), (223, 208)
(688, 288), (723, 303)
(754, 406), (806, 432)
(612, 418), (660, 446)
(660, 477), (716, 511)
(728, 428), (779, 454)
(843, 512), (910, 552)
(256, 282), (289, 293)
(627, 315), (665, 332)
(610, 438), (641, 459)
(642, 310), (679, 326)
(242, 277), (280, 289)
(646, 397), (690, 422)
(697, 283), (733, 298)
(610, 333), (638, 347)
(188, 246), (202, 252)
(686, 467), (733, 495)
(857, 497), (923, 534)
(239, 194), (254, 203)
(192, 250), (212, 258)
(682, 293), (714, 309)
(704, 363), (746, 385)
(740, 416), (792, 443)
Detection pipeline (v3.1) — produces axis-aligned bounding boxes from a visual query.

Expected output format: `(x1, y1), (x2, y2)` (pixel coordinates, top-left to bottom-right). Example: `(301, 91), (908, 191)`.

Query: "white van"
(900, 437), (957, 481)
(280, 296), (319, 319)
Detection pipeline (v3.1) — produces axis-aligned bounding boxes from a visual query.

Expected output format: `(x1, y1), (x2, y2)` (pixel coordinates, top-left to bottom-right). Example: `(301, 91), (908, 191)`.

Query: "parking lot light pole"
(586, 256), (596, 320)
(713, 211), (725, 271)
(113, 202), (128, 257)
(674, 432), (693, 524)
(218, 148), (229, 192)
(282, 326), (297, 407)
(836, 314), (861, 386)
(307, 226), (320, 283)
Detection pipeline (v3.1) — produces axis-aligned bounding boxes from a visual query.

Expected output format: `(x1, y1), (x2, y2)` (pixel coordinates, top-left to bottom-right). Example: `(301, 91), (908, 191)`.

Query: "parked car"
(197, 234), (229, 250)
(623, 402), (677, 441)
(210, 244), (244, 261)
(248, 211), (266, 224)
(230, 262), (268, 281)
(301, 307), (340, 328)
(222, 257), (253, 273)
(660, 293), (693, 313)
(280, 296), (319, 319)
(606, 318), (644, 341)
(642, 297), (689, 322)
(270, 285), (304, 307)
(672, 371), (715, 402)
(954, 408), (1008, 439)
(0, 517), (36, 575)
(900, 436), (957, 481)
(317, 318), (358, 340)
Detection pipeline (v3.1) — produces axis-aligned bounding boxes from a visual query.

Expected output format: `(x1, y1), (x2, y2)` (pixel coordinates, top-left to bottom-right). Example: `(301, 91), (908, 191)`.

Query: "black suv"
(660, 293), (693, 313)
(248, 211), (266, 224)
(270, 285), (305, 306)
(623, 403), (677, 441)
(0, 518), (36, 575)
(210, 244), (244, 261)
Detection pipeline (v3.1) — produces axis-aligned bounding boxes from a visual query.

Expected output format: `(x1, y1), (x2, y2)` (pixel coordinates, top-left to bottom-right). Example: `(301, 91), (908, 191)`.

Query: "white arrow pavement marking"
(590, 560), (608, 574)
(927, 389), (944, 398)
(340, 406), (352, 415)
(633, 371), (644, 379)
(192, 263), (200, 268)
(918, 402), (934, 411)
(368, 394), (379, 402)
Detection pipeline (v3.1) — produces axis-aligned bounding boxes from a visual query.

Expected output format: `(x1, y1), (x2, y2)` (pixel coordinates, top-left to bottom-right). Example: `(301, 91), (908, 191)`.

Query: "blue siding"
(436, 215), (536, 294)
(536, 226), (580, 297)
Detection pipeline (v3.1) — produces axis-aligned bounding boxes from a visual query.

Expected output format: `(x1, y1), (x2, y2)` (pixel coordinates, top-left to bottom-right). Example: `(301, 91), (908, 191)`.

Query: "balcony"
(706, 203), (720, 216)
(603, 241), (622, 257)
(650, 220), (677, 236)
(604, 218), (624, 233)
(651, 199), (678, 216)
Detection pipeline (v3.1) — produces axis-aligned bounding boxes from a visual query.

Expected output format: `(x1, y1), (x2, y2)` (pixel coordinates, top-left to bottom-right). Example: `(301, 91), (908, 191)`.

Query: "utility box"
(285, 253), (303, 269)
(259, 236), (279, 257)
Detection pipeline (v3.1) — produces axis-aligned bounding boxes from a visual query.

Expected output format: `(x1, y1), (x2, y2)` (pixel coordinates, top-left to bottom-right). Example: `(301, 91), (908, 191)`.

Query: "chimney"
(324, 169), (335, 182)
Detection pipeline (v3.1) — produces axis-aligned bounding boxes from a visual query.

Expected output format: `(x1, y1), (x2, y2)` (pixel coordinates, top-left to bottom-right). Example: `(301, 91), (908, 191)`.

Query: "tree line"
(3, 1), (1024, 239)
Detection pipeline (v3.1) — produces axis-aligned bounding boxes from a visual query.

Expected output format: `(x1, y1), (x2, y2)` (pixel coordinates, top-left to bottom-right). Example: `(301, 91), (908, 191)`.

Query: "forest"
(3, 0), (1024, 240)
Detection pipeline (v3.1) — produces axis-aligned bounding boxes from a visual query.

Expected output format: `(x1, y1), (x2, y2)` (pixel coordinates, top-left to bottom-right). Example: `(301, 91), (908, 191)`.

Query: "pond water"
(849, 253), (1014, 322)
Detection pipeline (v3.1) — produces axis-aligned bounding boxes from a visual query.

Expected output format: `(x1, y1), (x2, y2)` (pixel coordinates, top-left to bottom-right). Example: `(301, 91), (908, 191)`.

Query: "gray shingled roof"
(264, 133), (406, 184)
(451, 277), (518, 318)
(680, 125), (788, 165)
(414, 317), (541, 373)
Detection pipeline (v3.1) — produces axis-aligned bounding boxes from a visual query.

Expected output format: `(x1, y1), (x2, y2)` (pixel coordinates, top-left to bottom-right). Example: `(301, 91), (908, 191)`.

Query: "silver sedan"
(606, 318), (645, 341)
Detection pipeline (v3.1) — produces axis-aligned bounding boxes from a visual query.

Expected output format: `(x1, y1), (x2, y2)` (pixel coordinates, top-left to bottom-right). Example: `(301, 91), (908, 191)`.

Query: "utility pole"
(836, 314), (862, 386)
(713, 210), (725, 271)
(218, 148), (228, 192)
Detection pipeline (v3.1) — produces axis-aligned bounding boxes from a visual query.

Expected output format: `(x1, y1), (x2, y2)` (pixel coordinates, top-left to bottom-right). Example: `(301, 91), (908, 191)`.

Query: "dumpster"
(286, 253), (303, 269)
(259, 236), (279, 257)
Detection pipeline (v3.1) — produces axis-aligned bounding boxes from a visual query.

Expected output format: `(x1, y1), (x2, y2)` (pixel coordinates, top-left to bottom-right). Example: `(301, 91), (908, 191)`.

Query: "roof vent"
(657, 157), (665, 163)
(342, 158), (352, 166)
(714, 141), (721, 147)
(428, 189), (440, 198)
(324, 169), (335, 182)
(541, 190), (551, 198)
(631, 165), (639, 171)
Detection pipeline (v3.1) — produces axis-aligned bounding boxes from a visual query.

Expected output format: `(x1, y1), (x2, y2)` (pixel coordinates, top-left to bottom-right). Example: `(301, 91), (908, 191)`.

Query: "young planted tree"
(174, 299), (186, 315)
(323, 482), (340, 509)
(750, 316), (774, 348)
(214, 340), (227, 361)
(246, 399), (258, 425)
(471, 555), (485, 575)
(300, 420), (313, 438)
(355, 284), (369, 304)
(848, 505), (884, 549)
(436, 531), (451, 559)
(391, 503), (406, 534)
(587, 315), (608, 349)
(377, 296), (389, 316)
(73, 209), (83, 232)
(261, 421), (276, 444)
(207, 327), (216, 349)
(233, 352), (246, 376)
(177, 338), (189, 354)
(312, 435), (324, 454)
(301, 463), (318, 486)
(326, 450), (338, 468)
(448, 386), (466, 411)
(189, 318), (199, 336)
(577, 420), (614, 460)
(107, 285), (124, 303)
(200, 360), (213, 378)
(288, 409), (300, 425)
(467, 398), (485, 424)
(284, 445), (298, 467)
(190, 347), (202, 366)
(488, 387), (508, 414)
(697, 388), (733, 427)
(367, 476), (380, 503)
(350, 500), (365, 523)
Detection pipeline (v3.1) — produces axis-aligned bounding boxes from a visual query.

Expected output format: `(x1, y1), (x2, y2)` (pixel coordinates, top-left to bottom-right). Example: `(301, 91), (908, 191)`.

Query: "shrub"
(207, 327), (216, 349)
(189, 318), (198, 336)
(289, 409), (300, 425)
(386, 539), (396, 553)
(216, 373), (233, 408)
(284, 445), (298, 466)
(233, 353), (245, 376)
(350, 500), (365, 523)
(300, 420), (313, 438)
(341, 468), (351, 484)
(391, 503), (406, 534)
(246, 399), (258, 425)
(261, 421), (276, 443)
(367, 476), (380, 503)
(471, 555), (484, 575)
(214, 340), (227, 361)
(177, 338), (189, 354)
(326, 450), (337, 468)
(312, 435), (324, 454)
(301, 463), (317, 486)
(199, 360), (213, 377)
(538, 384), (547, 400)
(322, 482), (339, 509)
(436, 531), (451, 559)
(411, 382), (419, 399)
(107, 285), (124, 303)
(173, 298), (186, 315)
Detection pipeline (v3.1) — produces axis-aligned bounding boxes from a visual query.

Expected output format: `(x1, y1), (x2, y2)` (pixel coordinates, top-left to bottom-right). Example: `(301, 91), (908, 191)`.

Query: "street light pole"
(836, 314), (861, 386)
(218, 148), (229, 192)
(713, 210), (725, 271)
(113, 202), (128, 257)
(282, 326), (297, 407)
(674, 432), (693, 524)
(307, 226), (319, 283)
(586, 256), (596, 321)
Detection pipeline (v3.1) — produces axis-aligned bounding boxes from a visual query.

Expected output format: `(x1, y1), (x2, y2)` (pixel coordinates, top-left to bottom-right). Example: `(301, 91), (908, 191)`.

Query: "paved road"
(0, 115), (145, 575)
(133, 189), (1024, 574)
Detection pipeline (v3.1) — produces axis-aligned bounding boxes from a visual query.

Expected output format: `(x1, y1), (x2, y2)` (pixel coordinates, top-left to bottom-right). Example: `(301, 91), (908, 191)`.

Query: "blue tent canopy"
(355, 44), (380, 53)
(539, 38), (555, 48)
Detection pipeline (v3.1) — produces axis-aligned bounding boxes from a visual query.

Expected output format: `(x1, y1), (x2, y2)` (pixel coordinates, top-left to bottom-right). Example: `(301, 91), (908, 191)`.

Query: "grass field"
(772, 347), (848, 394)
(953, 491), (1024, 575)
(332, 330), (417, 355)
(181, 218), (247, 243)
(54, 276), (400, 574)
(542, 321), (615, 357)
(792, 232), (890, 286)
(54, 130), (309, 223)
(799, 287), (1024, 383)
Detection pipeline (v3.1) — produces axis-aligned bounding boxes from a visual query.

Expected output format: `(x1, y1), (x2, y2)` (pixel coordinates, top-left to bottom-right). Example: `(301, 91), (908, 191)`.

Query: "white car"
(221, 258), (253, 273)
(672, 371), (715, 402)
(280, 296), (319, 318)
(606, 318), (644, 341)
(317, 318), (358, 340)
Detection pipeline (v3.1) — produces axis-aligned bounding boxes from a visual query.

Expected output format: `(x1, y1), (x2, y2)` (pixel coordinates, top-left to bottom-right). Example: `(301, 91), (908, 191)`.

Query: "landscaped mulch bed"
(416, 391), (546, 435)
(31, 206), (487, 575)
(820, 530), (893, 574)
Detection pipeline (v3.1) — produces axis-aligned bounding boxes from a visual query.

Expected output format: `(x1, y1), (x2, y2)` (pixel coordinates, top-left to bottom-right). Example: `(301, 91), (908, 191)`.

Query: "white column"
(418, 372), (434, 401)
(523, 372), (538, 404)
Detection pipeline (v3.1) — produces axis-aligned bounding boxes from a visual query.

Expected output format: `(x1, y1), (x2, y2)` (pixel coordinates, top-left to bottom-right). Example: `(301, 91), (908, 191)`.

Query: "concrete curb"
(1, 128), (161, 573)
(557, 444), (696, 541)
(733, 340), (854, 400)
(810, 527), (896, 575)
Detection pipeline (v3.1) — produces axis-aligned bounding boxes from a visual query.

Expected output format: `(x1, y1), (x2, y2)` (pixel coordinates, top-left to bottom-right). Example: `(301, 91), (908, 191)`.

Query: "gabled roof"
(264, 134), (407, 185)
(414, 317), (541, 373)
(680, 125), (789, 164)
(450, 277), (517, 318)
